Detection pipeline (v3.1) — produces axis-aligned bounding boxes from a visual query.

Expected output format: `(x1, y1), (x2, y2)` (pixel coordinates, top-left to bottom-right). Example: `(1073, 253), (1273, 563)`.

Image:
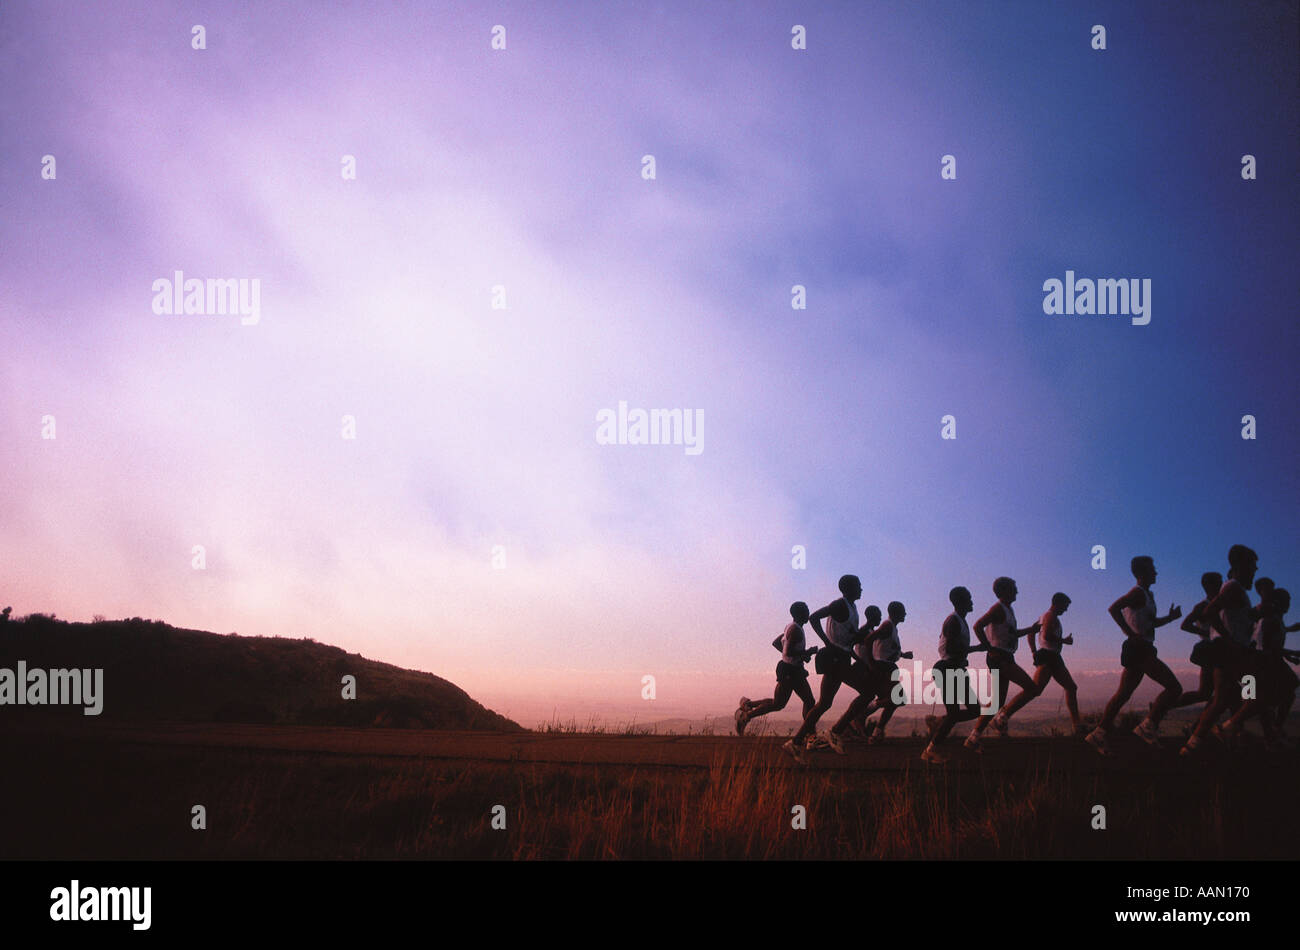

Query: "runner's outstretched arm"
(1155, 603), (1183, 627)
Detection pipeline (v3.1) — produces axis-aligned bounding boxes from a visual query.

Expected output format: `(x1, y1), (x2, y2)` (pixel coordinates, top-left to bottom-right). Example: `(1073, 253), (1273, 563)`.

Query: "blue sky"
(2, 0), (1296, 724)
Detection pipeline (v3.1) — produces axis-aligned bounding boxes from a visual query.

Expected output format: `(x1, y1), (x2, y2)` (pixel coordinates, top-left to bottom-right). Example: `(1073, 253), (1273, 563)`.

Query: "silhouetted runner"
(965, 577), (1041, 751)
(784, 575), (873, 761)
(996, 593), (1083, 737)
(922, 586), (987, 763)
(1086, 556), (1182, 756)
(1182, 545), (1258, 757)
(735, 602), (817, 734)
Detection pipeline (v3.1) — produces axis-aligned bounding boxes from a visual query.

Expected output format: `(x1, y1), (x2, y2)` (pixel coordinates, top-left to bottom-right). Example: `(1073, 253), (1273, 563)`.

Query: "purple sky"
(3, 1), (1296, 725)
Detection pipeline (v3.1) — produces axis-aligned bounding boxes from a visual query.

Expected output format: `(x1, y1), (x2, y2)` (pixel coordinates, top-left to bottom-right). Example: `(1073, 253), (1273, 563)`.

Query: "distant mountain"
(0, 614), (522, 731)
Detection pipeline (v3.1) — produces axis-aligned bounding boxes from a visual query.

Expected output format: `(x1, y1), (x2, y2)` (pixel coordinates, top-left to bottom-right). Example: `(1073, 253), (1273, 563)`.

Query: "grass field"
(3, 720), (1296, 860)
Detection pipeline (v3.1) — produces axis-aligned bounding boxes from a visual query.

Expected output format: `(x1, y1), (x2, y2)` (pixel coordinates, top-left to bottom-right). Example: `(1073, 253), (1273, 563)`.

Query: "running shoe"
(782, 738), (807, 763)
(824, 730), (846, 755)
(1133, 718), (1159, 746)
(921, 743), (948, 764)
(1085, 727), (1113, 757)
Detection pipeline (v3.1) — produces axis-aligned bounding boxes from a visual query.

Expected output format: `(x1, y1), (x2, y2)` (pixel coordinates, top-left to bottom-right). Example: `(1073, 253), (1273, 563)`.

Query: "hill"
(0, 613), (522, 731)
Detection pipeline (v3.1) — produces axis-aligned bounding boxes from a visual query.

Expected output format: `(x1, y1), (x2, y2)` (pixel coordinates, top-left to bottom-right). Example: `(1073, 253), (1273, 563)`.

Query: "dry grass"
(2, 730), (1294, 860)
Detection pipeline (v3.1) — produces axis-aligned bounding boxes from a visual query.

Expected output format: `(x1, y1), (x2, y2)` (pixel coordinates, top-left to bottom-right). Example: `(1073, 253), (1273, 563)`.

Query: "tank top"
(1192, 599), (1213, 638)
(853, 626), (873, 661)
(872, 620), (901, 664)
(1122, 586), (1156, 642)
(1252, 616), (1281, 653)
(827, 600), (859, 653)
(987, 602), (1018, 653)
(938, 613), (970, 662)
(1218, 580), (1253, 647)
(781, 623), (806, 667)
(1039, 612), (1063, 652)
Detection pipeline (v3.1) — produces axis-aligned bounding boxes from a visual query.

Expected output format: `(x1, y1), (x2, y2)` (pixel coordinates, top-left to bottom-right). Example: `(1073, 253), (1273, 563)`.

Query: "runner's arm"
(1200, 584), (1239, 637)
(1108, 590), (1143, 638)
(972, 605), (999, 647)
(806, 602), (836, 648)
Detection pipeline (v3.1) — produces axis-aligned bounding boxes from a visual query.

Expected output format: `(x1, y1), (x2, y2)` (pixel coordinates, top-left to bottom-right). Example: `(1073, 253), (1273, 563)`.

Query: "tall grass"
(3, 731), (1293, 860)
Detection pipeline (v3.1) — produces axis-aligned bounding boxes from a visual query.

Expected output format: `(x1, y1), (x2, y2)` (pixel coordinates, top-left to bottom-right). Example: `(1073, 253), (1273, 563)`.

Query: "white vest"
(827, 600), (859, 652)
(938, 613), (970, 662)
(873, 620), (901, 663)
(781, 623), (806, 666)
(1218, 581), (1253, 647)
(988, 602), (1017, 653)
(1039, 612), (1063, 652)
(1122, 586), (1156, 642)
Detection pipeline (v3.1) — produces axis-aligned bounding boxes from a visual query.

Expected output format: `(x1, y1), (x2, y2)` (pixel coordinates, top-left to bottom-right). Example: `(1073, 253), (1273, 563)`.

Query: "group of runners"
(735, 545), (1300, 763)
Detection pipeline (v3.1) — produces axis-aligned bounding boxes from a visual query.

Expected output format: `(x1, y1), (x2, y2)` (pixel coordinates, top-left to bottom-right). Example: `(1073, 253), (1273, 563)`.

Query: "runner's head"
(887, 601), (905, 623)
(789, 601), (809, 624)
(949, 585), (973, 613)
(1200, 571), (1223, 597)
(1130, 555), (1156, 585)
(1255, 576), (1276, 599)
(864, 604), (882, 626)
(838, 574), (862, 601)
(1265, 588), (1290, 616)
(1051, 592), (1071, 615)
(1227, 544), (1259, 587)
(993, 576), (1016, 603)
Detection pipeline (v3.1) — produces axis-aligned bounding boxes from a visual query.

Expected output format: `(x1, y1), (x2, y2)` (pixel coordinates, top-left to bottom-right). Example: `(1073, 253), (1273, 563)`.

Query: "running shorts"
(815, 647), (852, 676)
(1121, 637), (1157, 670)
(1271, 656), (1300, 694)
(1032, 649), (1065, 675)
(1189, 638), (1214, 668)
(869, 661), (900, 699)
(986, 648), (1015, 671)
(776, 660), (809, 684)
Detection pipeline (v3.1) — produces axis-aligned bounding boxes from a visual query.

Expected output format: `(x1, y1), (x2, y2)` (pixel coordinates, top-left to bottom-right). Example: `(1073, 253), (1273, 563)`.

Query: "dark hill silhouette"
(0, 613), (522, 731)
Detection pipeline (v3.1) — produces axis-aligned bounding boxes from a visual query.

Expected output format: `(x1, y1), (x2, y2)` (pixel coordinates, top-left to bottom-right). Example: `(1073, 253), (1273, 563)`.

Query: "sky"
(2, 1), (1297, 727)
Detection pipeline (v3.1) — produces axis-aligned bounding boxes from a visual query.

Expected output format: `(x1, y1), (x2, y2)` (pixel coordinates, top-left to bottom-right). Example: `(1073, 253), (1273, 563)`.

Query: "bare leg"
(832, 691), (874, 734)
(974, 664), (1013, 734)
(1191, 667), (1234, 739)
(1052, 665), (1083, 731)
(792, 676), (817, 719)
(1142, 657), (1183, 725)
(793, 672), (843, 744)
(1174, 666), (1214, 707)
(745, 680), (794, 720)
(1001, 664), (1047, 720)
(1099, 668), (1145, 732)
